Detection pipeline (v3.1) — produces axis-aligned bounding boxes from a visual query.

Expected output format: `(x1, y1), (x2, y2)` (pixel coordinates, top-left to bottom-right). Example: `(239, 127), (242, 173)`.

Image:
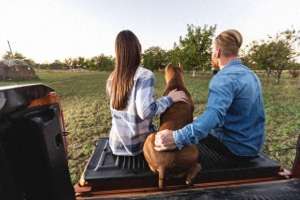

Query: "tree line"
(2, 24), (300, 82)
(2, 52), (115, 71)
(143, 24), (216, 71)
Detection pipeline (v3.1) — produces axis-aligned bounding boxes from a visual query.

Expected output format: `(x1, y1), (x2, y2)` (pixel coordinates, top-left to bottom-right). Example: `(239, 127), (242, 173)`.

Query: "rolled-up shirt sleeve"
(173, 74), (236, 149)
(135, 74), (173, 120)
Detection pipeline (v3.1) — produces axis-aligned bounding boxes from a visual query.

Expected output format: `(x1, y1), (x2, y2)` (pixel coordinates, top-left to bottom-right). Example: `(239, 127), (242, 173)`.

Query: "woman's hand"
(168, 89), (188, 103)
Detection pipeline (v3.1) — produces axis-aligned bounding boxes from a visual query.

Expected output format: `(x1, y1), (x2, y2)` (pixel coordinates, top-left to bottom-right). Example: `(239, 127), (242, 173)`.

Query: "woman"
(106, 30), (187, 156)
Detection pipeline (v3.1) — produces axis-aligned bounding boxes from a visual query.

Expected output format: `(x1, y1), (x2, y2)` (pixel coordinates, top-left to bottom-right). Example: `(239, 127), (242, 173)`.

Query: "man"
(155, 29), (265, 159)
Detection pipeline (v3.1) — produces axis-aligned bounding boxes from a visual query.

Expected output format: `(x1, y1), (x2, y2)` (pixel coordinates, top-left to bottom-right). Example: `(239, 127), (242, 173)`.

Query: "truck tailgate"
(77, 179), (300, 200)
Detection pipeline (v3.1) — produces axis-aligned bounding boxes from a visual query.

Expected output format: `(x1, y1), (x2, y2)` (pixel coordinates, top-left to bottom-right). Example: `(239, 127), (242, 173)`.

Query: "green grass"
(1, 70), (300, 183)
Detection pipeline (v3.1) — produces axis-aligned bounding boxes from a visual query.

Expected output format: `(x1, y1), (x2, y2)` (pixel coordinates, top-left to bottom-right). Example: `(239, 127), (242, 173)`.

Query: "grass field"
(1, 70), (300, 183)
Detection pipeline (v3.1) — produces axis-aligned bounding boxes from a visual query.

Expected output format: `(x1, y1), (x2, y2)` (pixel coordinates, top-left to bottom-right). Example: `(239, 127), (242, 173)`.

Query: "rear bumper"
(76, 178), (300, 200)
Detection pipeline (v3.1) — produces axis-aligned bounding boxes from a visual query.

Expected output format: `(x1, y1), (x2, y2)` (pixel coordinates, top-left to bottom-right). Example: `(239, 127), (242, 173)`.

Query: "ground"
(0, 70), (299, 183)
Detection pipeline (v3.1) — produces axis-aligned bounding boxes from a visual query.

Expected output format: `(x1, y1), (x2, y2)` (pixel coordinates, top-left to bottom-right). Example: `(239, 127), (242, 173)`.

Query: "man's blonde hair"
(215, 29), (243, 57)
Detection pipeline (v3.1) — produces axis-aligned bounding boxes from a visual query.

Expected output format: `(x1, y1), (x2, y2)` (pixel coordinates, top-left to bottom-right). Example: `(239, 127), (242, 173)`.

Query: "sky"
(0, 0), (299, 63)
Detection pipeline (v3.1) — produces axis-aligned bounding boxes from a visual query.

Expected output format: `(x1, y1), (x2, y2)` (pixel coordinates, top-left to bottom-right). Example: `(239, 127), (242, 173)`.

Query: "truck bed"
(82, 138), (280, 188)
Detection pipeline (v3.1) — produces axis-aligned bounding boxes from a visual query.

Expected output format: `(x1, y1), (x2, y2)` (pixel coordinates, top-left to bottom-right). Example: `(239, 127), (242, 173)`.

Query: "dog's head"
(164, 63), (184, 84)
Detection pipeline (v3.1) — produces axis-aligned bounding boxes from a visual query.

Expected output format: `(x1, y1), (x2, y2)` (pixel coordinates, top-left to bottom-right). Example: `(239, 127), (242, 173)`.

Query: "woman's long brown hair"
(109, 30), (141, 110)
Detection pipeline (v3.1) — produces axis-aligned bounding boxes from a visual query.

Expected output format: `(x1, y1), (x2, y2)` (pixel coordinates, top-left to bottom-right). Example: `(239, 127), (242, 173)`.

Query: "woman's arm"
(135, 74), (187, 120)
(135, 75), (172, 120)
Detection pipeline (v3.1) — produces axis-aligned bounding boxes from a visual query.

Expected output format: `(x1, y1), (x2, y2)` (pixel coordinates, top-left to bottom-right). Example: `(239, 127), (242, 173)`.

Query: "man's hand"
(154, 129), (177, 151)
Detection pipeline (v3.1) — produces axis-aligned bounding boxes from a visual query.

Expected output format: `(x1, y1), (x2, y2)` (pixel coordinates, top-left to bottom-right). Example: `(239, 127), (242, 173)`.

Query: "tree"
(178, 24), (216, 71)
(2, 51), (36, 66)
(143, 24), (216, 71)
(288, 61), (300, 78)
(142, 46), (167, 70)
(63, 54), (114, 71)
(244, 29), (300, 83)
(93, 54), (114, 71)
(64, 58), (74, 69)
(166, 43), (183, 67)
(243, 41), (274, 77)
(48, 59), (68, 70)
(77, 57), (87, 69)
(3, 51), (25, 60)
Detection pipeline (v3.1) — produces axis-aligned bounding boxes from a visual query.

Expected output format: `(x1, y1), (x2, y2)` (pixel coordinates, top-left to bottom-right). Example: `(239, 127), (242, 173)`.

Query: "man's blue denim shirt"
(173, 59), (265, 157)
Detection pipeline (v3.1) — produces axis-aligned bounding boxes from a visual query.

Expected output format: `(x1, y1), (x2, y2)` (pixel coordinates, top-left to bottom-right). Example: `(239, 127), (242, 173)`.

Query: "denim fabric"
(173, 59), (265, 157)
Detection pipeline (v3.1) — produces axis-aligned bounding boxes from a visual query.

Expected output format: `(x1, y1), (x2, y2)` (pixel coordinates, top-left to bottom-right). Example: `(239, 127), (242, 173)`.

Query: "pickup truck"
(1, 84), (300, 200)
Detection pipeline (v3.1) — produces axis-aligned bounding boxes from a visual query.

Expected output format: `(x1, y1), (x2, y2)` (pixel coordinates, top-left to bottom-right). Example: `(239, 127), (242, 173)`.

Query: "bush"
(289, 69), (300, 78)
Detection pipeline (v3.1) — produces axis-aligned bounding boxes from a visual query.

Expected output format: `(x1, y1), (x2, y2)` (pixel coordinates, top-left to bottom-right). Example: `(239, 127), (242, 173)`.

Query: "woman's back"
(106, 30), (187, 156)
(108, 66), (172, 156)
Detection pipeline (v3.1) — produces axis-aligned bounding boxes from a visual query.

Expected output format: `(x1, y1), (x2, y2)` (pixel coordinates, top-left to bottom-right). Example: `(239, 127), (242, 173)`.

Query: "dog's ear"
(178, 62), (183, 71)
(165, 63), (173, 72)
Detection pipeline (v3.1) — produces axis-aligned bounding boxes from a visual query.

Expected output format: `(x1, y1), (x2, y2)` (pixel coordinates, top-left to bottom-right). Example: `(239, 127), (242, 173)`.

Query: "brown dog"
(143, 64), (201, 189)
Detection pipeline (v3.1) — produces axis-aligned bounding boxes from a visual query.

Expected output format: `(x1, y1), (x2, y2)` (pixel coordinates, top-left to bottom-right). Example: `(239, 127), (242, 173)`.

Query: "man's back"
(209, 59), (265, 156)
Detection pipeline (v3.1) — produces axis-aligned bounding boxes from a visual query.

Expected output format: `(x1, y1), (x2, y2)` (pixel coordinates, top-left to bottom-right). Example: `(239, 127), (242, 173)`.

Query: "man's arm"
(173, 74), (236, 149)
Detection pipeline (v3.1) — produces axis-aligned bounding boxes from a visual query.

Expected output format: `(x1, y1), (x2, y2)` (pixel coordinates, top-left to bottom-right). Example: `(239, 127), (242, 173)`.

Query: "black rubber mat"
(84, 138), (280, 184)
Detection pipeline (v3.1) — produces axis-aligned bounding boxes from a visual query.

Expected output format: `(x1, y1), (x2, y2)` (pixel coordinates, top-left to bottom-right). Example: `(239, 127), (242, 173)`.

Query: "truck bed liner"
(83, 138), (280, 188)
